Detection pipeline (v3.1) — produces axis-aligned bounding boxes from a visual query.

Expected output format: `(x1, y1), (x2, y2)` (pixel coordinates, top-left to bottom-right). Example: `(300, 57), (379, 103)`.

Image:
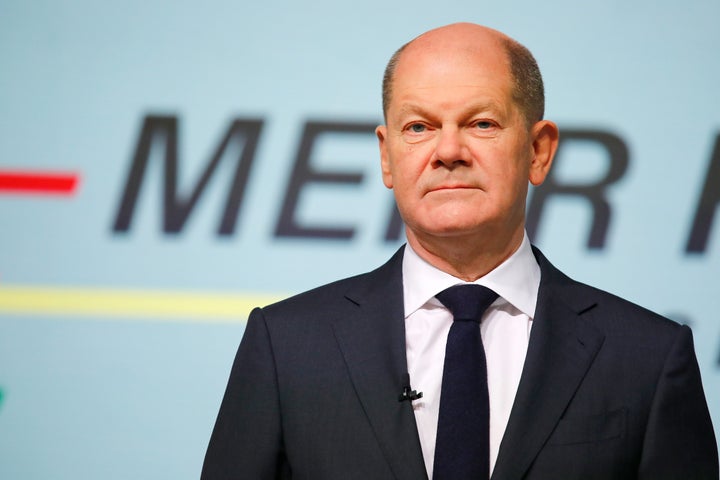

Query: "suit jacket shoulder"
(533, 246), (683, 338)
(202, 245), (428, 480)
(261, 246), (405, 322)
(494, 247), (718, 480)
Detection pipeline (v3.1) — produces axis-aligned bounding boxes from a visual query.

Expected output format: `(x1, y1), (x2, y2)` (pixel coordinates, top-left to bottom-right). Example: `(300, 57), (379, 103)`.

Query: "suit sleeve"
(201, 307), (289, 479)
(638, 324), (719, 479)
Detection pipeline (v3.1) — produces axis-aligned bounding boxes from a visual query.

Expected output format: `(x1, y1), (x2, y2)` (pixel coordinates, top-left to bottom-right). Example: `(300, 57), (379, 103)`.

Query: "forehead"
(389, 40), (515, 114)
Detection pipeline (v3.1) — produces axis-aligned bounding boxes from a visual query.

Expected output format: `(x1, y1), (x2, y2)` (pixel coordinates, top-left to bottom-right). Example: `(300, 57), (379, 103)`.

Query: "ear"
(376, 125), (394, 189)
(528, 120), (559, 186)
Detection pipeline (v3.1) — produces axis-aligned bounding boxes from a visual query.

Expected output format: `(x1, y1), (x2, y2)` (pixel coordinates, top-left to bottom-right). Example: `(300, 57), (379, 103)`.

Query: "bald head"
(381, 23), (544, 126)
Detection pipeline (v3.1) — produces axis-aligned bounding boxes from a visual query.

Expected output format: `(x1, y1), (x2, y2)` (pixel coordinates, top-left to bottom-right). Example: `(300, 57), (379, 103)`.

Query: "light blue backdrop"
(1, 1), (718, 478)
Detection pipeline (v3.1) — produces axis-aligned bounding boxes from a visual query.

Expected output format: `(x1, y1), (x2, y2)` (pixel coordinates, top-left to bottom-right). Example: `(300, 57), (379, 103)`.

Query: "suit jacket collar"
(491, 246), (606, 479)
(331, 245), (605, 480)
(332, 246), (429, 480)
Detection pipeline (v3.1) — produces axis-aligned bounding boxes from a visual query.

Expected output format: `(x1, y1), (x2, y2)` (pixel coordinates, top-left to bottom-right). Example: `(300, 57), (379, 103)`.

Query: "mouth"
(427, 184), (477, 193)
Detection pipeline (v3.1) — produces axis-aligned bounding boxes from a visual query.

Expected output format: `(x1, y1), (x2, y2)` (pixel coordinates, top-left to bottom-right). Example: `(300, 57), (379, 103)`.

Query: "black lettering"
(275, 121), (376, 239)
(685, 133), (720, 254)
(526, 129), (629, 249)
(112, 115), (263, 235)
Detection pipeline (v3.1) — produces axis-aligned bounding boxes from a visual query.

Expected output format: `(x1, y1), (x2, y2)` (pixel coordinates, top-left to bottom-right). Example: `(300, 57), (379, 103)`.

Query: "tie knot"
(436, 284), (498, 323)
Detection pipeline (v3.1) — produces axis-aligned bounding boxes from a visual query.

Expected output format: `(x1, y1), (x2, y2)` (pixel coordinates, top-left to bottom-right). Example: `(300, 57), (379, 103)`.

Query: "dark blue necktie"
(433, 284), (499, 480)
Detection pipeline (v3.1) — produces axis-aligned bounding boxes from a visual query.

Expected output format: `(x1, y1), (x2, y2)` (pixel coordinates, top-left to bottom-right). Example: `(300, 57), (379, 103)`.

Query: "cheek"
(389, 148), (427, 186)
(483, 159), (530, 203)
(391, 173), (417, 200)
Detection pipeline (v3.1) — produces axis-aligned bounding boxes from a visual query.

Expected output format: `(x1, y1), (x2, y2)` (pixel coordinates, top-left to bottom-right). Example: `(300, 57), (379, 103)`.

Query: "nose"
(432, 127), (470, 169)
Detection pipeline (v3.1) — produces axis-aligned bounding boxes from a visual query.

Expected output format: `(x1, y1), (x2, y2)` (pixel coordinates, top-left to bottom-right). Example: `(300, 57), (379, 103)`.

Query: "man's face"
(377, 33), (551, 249)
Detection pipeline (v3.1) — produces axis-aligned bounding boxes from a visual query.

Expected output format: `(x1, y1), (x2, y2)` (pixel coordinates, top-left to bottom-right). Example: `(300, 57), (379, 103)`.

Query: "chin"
(416, 220), (489, 238)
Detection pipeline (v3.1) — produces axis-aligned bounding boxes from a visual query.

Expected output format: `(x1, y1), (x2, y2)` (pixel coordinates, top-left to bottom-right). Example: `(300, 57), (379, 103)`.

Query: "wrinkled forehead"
(399, 29), (510, 75)
(390, 38), (514, 104)
(405, 24), (509, 64)
(397, 26), (511, 82)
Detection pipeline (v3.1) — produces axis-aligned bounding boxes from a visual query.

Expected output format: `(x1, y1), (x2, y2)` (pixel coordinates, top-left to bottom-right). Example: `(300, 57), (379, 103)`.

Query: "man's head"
(375, 23), (559, 276)
(382, 24), (545, 126)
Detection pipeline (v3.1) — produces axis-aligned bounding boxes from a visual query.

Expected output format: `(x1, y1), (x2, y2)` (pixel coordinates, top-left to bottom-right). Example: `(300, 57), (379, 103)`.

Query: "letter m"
(112, 115), (263, 235)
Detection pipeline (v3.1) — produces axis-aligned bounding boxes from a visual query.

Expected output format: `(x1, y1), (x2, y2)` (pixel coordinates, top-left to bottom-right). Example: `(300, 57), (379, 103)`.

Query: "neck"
(406, 227), (524, 281)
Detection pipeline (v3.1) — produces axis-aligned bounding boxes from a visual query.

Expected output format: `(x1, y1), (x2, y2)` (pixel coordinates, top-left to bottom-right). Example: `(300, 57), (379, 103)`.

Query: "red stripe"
(0, 171), (80, 195)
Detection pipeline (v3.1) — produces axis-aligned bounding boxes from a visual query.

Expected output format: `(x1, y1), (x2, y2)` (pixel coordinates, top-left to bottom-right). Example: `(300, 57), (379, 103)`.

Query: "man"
(202, 23), (718, 479)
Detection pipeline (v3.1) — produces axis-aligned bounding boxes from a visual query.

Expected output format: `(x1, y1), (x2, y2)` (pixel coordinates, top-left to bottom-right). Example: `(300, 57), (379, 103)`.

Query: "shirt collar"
(402, 232), (540, 319)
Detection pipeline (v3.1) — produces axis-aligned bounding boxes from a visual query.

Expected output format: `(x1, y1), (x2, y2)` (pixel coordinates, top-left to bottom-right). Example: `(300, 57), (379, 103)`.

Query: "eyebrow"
(396, 100), (505, 121)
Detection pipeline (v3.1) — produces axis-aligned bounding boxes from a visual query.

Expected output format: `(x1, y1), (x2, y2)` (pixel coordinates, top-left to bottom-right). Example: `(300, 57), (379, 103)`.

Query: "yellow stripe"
(0, 285), (287, 322)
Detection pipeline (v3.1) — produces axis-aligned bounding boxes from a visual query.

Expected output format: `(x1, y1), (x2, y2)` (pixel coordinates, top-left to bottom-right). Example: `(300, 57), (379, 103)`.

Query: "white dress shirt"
(402, 232), (540, 478)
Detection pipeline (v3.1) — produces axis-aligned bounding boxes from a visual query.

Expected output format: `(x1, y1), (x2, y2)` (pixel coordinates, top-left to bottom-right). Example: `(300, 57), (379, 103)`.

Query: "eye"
(408, 123), (426, 133)
(474, 121), (493, 129)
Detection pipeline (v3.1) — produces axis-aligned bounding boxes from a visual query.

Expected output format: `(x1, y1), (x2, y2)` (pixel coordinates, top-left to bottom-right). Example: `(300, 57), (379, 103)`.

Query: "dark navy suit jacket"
(202, 246), (718, 479)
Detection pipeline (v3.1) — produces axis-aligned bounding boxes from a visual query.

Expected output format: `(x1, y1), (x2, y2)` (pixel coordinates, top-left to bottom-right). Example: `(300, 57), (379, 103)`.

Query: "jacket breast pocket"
(547, 408), (627, 445)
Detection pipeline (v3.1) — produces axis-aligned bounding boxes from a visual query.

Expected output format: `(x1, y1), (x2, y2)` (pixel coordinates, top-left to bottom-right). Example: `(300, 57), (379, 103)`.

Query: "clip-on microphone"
(398, 373), (423, 402)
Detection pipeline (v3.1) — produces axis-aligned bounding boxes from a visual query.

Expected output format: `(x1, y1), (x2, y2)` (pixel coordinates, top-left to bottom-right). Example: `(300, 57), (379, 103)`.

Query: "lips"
(428, 184), (477, 192)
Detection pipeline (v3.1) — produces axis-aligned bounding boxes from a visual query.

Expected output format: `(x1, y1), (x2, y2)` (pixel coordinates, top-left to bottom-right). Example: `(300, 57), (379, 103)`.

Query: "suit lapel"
(491, 248), (605, 480)
(331, 247), (428, 480)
